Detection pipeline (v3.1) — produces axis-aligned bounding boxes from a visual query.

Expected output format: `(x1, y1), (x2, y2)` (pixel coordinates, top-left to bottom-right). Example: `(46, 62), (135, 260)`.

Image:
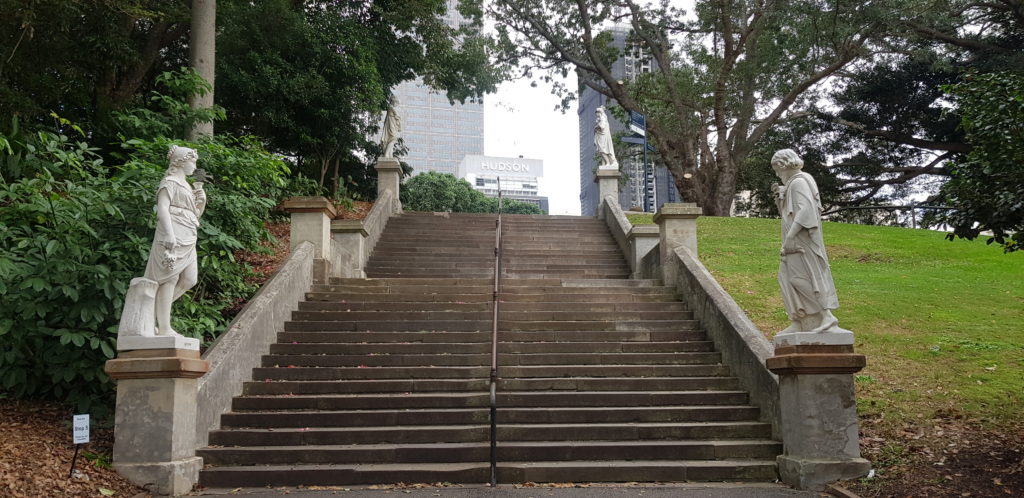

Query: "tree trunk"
(186, 0), (216, 140)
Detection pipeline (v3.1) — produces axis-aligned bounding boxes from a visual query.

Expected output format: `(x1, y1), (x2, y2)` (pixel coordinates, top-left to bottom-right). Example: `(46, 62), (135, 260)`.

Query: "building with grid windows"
(389, 1), (483, 176)
(578, 26), (680, 216)
(458, 155), (549, 213)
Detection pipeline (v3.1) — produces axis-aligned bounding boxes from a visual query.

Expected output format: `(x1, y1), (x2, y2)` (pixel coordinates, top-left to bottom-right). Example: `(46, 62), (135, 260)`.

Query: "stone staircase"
(197, 212), (779, 487)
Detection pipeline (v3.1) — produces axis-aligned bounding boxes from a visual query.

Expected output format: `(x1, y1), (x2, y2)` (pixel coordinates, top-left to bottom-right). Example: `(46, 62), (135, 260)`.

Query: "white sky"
(483, 77), (582, 216)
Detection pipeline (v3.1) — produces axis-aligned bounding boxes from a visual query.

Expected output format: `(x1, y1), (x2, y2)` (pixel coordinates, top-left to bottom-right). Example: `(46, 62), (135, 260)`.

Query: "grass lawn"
(628, 213), (1024, 429)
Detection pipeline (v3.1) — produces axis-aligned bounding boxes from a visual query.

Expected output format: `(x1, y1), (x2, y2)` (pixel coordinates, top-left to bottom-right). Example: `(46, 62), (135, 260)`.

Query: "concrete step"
(251, 364), (729, 381)
(279, 330), (707, 343)
(296, 301), (686, 312)
(207, 421), (770, 448)
(498, 459), (778, 483)
(282, 320), (702, 333)
(288, 310), (693, 322)
(262, 351), (722, 368)
(199, 462), (490, 487)
(242, 378), (489, 395)
(497, 376), (740, 391)
(199, 440), (781, 466)
(229, 390), (752, 411)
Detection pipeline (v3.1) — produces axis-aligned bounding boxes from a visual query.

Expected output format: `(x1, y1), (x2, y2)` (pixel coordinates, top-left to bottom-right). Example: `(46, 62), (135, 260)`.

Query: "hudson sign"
(460, 155), (544, 177)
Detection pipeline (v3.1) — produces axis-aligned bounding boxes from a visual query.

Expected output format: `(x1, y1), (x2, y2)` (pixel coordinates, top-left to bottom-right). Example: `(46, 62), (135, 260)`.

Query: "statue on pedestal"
(594, 106), (618, 170)
(381, 96), (402, 159)
(771, 149), (847, 335)
(117, 145), (207, 349)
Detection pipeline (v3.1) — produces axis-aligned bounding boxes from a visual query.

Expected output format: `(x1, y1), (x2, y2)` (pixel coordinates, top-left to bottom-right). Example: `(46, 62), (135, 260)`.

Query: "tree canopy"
(401, 172), (543, 214)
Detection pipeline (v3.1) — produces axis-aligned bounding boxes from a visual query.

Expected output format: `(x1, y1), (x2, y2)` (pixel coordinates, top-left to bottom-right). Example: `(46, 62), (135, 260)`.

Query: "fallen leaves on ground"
(844, 413), (1024, 497)
(0, 400), (145, 497)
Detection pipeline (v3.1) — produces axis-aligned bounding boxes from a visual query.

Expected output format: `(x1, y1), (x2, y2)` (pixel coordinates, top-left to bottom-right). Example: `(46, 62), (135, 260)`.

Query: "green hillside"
(629, 214), (1024, 428)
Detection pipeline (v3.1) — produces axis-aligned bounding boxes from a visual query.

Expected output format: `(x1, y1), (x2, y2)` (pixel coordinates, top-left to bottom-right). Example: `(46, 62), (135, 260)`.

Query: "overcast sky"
(483, 76), (582, 216)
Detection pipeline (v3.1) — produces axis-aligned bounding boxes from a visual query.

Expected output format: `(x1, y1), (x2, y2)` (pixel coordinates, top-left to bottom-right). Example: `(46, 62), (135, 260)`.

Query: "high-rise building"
(457, 155), (549, 213)
(578, 26), (680, 216)
(390, 1), (484, 176)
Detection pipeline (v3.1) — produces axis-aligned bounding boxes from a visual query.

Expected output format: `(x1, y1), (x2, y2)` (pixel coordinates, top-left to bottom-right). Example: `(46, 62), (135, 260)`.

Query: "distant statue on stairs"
(771, 149), (848, 335)
(381, 96), (402, 159)
(594, 106), (618, 170)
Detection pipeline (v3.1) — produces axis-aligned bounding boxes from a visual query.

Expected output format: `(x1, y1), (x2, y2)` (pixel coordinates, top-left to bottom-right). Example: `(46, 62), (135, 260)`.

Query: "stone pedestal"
(331, 220), (369, 279)
(627, 225), (659, 278)
(595, 169), (620, 220)
(653, 203), (702, 284)
(281, 197), (337, 259)
(375, 158), (402, 213)
(766, 336), (870, 491)
(105, 349), (209, 496)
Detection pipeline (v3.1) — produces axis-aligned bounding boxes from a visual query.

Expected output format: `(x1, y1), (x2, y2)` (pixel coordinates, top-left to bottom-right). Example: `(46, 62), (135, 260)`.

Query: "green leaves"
(0, 121), (291, 415)
(400, 172), (543, 214)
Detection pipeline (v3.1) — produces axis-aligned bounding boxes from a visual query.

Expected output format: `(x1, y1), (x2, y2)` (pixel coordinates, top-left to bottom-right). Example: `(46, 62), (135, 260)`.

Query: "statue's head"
(167, 145), (199, 175)
(596, 106), (605, 114)
(771, 149), (804, 172)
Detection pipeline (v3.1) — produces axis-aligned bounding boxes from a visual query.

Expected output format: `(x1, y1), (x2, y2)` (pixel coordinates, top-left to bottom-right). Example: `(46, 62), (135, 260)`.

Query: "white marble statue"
(594, 106), (618, 170)
(381, 96), (402, 159)
(117, 145), (206, 350)
(772, 149), (848, 336)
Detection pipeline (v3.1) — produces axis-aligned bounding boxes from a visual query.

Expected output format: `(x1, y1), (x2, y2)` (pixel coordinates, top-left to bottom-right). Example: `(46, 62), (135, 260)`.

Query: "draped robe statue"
(594, 106), (618, 170)
(772, 149), (846, 334)
(117, 145), (206, 349)
(381, 97), (402, 159)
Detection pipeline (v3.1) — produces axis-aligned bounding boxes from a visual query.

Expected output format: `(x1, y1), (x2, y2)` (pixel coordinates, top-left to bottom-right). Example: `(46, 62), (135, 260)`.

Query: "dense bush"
(0, 126), (291, 415)
(400, 171), (543, 214)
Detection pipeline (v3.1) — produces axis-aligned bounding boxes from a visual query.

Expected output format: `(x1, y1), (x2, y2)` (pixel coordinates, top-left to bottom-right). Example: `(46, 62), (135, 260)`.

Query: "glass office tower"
(390, 1), (484, 176)
(578, 26), (680, 216)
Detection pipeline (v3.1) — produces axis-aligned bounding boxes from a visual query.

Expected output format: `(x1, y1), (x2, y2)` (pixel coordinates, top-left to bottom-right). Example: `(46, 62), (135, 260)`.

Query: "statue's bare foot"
(779, 322), (803, 334)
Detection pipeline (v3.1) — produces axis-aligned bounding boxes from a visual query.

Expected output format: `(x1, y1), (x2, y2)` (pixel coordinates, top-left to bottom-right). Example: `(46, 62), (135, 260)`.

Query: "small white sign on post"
(72, 414), (89, 445)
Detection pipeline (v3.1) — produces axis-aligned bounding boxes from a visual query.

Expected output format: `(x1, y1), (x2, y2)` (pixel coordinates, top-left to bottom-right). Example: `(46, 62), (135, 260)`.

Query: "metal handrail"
(488, 176), (503, 486)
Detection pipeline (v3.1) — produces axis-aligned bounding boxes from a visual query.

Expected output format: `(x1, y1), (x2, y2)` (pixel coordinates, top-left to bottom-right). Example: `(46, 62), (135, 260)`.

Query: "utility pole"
(186, 0), (216, 140)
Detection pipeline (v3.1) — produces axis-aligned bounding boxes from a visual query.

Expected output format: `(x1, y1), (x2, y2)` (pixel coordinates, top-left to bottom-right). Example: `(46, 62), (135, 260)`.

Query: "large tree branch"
(901, 20), (1012, 53)
(827, 115), (973, 152)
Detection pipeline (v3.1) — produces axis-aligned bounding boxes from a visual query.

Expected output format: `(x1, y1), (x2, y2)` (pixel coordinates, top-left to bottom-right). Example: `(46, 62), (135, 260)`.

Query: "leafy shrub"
(0, 127), (290, 415)
(400, 171), (543, 214)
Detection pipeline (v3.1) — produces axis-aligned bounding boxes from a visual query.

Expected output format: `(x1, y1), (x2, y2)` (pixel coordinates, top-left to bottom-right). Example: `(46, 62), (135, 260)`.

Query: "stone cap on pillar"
(280, 196), (338, 218)
(653, 203), (702, 224)
(331, 219), (369, 236)
(595, 169), (621, 181)
(105, 349), (209, 380)
(627, 225), (659, 241)
(375, 158), (402, 172)
(766, 344), (866, 376)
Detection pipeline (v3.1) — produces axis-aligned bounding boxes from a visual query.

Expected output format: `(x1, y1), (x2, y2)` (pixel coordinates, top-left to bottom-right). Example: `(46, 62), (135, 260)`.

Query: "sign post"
(69, 414), (89, 478)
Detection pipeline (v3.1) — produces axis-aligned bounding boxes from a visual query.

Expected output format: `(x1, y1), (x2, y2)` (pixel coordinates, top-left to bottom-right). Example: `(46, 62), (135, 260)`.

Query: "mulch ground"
(842, 415), (1024, 497)
(0, 400), (146, 498)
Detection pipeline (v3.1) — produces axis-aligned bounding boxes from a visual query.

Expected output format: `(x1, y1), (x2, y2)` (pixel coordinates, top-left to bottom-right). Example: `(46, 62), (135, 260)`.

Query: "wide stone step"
(220, 408), (490, 428)
(233, 392), (491, 411)
(199, 462), (490, 488)
(498, 376), (740, 391)
(208, 425), (489, 447)
(283, 320), (701, 333)
(199, 440), (781, 466)
(243, 379), (489, 395)
(253, 366), (488, 381)
(305, 292), (683, 304)
(261, 351), (721, 368)
(288, 310), (693, 322)
(207, 421), (769, 448)
(229, 390), (751, 411)
(296, 301), (686, 312)
(251, 364), (729, 381)
(279, 330), (706, 343)
(498, 459), (778, 483)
